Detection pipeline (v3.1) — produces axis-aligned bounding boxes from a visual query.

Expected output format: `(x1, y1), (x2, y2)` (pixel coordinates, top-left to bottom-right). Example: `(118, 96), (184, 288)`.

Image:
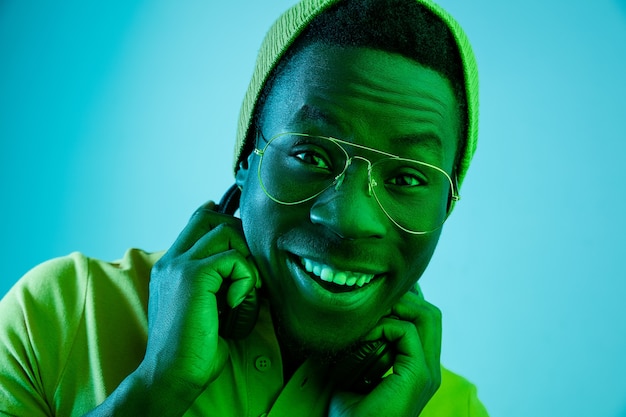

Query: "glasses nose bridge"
(334, 155), (374, 196)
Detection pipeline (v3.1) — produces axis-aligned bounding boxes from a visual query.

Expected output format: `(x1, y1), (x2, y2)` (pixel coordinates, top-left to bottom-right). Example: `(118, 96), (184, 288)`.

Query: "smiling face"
(236, 44), (460, 358)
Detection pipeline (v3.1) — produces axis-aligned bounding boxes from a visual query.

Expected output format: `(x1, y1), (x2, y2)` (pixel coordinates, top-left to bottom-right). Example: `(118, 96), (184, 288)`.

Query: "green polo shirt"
(0, 249), (488, 416)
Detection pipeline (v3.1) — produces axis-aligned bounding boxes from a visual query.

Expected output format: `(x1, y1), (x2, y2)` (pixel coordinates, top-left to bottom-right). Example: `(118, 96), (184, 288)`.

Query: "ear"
(235, 153), (255, 188)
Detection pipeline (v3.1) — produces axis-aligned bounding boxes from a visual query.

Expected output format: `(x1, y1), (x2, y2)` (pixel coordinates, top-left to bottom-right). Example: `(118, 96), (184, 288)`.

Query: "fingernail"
(192, 201), (215, 217)
(232, 295), (246, 308)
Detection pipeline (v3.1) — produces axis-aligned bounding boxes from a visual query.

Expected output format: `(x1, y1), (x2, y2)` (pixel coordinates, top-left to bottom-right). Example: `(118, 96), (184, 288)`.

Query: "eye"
(293, 148), (331, 170)
(387, 172), (427, 187)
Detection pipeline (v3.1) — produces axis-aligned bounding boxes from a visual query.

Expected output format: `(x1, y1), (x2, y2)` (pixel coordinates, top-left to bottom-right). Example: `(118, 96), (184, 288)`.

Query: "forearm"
(82, 366), (199, 417)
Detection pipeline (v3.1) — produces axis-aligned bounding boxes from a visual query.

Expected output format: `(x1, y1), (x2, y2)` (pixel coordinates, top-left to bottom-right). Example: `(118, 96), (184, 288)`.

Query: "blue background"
(1, 1), (625, 415)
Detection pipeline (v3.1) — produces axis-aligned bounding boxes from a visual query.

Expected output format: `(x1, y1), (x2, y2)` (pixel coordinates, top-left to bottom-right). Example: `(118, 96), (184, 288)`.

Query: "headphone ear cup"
(331, 339), (395, 393)
(215, 185), (259, 339)
(216, 184), (242, 215)
(218, 289), (260, 339)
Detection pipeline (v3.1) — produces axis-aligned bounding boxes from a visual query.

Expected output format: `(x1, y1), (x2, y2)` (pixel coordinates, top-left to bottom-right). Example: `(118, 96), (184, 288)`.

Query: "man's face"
(236, 44), (459, 357)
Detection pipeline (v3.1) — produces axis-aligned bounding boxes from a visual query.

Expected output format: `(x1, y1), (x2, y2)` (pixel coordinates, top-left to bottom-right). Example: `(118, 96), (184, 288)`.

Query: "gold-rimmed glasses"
(253, 132), (459, 234)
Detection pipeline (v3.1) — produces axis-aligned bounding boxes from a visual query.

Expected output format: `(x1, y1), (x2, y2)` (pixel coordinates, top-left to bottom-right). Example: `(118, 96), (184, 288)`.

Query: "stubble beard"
(269, 306), (366, 366)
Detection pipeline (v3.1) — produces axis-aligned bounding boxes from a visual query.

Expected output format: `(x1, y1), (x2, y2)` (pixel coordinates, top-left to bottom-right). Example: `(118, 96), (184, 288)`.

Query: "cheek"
(399, 232), (441, 283)
(239, 190), (278, 293)
(239, 184), (272, 250)
(239, 183), (297, 270)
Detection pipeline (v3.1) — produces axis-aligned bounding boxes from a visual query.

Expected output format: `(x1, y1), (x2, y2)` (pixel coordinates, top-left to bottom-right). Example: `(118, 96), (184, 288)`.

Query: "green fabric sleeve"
(0, 250), (156, 416)
(0, 249), (488, 416)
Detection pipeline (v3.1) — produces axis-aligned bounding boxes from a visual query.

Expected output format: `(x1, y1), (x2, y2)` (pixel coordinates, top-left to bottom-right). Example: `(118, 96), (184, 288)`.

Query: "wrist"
(84, 363), (201, 417)
(132, 360), (205, 415)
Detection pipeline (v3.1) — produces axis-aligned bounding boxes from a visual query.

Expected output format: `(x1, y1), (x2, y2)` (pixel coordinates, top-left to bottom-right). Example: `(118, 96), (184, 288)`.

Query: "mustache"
(276, 227), (387, 266)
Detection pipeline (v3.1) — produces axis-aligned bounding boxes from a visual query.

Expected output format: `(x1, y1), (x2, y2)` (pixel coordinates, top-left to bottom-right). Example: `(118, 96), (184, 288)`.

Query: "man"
(0, 0), (487, 415)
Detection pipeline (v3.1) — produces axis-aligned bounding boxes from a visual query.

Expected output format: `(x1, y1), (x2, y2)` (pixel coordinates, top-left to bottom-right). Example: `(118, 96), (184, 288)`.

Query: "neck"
(277, 329), (306, 382)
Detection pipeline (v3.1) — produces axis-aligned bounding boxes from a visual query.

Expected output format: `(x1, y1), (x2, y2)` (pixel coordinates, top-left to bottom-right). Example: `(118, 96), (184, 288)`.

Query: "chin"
(270, 303), (375, 363)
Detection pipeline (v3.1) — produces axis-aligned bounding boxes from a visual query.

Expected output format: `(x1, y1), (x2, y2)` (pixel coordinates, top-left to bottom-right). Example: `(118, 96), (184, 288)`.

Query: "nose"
(309, 158), (387, 239)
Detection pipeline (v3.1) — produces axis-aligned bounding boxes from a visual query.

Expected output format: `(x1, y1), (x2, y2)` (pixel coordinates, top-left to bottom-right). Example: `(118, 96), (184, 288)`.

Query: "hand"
(137, 202), (259, 412)
(329, 289), (442, 417)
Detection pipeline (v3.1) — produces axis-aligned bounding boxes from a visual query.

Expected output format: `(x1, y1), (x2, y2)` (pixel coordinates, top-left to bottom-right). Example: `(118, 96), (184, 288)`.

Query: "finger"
(391, 294), (442, 380)
(171, 203), (244, 255)
(414, 301), (442, 381)
(192, 249), (259, 306)
(389, 289), (422, 320)
(187, 223), (251, 261)
(191, 200), (217, 216)
(364, 317), (422, 361)
(227, 272), (258, 308)
(369, 292), (442, 378)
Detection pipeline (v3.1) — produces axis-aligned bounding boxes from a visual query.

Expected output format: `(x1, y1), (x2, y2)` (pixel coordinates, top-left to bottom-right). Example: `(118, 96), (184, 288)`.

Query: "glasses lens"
(257, 133), (454, 234)
(258, 133), (347, 204)
(370, 158), (452, 234)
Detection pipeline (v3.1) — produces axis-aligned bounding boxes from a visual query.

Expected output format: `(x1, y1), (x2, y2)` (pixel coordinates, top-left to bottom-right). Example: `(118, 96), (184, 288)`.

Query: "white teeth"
(334, 272), (347, 285)
(320, 267), (333, 282)
(313, 264), (322, 276)
(300, 257), (376, 288)
(357, 275), (367, 287)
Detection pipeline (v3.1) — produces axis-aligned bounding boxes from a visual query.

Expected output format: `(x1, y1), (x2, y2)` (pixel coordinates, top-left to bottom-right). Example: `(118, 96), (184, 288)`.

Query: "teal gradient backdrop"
(1, 1), (625, 415)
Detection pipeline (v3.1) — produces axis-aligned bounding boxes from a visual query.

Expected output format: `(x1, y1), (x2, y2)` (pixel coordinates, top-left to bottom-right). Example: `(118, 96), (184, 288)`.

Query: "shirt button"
(255, 355), (271, 372)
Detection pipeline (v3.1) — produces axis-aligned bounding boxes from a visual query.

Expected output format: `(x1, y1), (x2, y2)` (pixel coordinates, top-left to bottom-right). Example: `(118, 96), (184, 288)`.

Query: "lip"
(289, 250), (386, 276)
(286, 254), (384, 312)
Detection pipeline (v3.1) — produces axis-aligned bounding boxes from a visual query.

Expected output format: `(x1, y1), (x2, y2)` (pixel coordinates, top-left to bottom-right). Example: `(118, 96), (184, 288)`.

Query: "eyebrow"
(294, 104), (343, 129)
(294, 104), (443, 159)
(391, 133), (443, 159)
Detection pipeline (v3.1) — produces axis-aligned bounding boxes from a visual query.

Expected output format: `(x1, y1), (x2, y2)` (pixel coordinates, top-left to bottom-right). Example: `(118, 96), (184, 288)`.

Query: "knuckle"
(153, 252), (186, 275)
(434, 375), (442, 390)
(190, 208), (240, 235)
(430, 304), (442, 320)
(208, 222), (242, 244)
(207, 247), (239, 263)
(189, 209), (218, 230)
(421, 302), (442, 321)
(190, 201), (217, 218)
(210, 222), (233, 235)
(430, 375), (442, 396)
(199, 250), (250, 279)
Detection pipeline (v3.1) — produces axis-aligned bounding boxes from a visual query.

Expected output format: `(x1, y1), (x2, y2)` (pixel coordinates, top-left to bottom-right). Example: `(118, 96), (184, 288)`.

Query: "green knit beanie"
(233, 0), (479, 189)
